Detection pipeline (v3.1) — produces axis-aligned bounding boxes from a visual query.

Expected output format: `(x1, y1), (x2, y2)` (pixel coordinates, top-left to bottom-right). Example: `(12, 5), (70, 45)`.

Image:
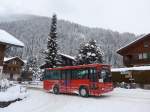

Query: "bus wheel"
(53, 86), (59, 94)
(79, 87), (89, 97)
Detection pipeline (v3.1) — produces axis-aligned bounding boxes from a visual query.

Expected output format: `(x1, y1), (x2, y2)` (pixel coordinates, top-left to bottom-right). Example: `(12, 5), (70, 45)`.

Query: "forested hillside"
(0, 14), (138, 67)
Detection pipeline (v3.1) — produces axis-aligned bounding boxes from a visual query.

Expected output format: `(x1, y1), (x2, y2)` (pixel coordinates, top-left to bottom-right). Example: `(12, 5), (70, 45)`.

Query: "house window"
(143, 53), (148, 59)
(144, 42), (149, 48)
(138, 53), (143, 60)
(138, 53), (148, 60)
(12, 60), (16, 64)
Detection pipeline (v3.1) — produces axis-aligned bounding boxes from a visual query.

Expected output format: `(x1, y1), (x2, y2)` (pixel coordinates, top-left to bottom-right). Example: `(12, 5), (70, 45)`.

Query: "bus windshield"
(98, 69), (112, 82)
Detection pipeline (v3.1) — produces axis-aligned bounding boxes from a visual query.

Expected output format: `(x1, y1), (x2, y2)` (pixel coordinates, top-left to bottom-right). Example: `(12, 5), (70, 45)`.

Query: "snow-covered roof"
(4, 57), (25, 63)
(0, 29), (24, 47)
(4, 57), (15, 62)
(117, 34), (150, 54)
(111, 66), (150, 72)
(59, 53), (76, 61)
(43, 50), (75, 61)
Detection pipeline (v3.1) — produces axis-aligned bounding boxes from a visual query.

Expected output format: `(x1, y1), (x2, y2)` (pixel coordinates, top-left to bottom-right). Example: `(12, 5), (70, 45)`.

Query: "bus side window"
(71, 69), (78, 80)
(61, 70), (66, 80)
(52, 70), (61, 80)
(71, 69), (89, 80)
(66, 70), (71, 80)
(44, 70), (50, 80)
(48, 71), (52, 79)
(77, 69), (88, 79)
(44, 70), (60, 80)
(61, 70), (71, 80)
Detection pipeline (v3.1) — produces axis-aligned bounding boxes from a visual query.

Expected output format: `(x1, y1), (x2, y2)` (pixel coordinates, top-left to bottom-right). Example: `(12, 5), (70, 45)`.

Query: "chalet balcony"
(3, 68), (21, 74)
(124, 58), (150, 67)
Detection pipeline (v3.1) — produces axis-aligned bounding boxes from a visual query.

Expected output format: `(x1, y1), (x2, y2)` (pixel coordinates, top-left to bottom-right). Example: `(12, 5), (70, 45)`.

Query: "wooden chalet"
(0, 44), (5, 75)
(40, 53), (76, 69)
(0, 29), (24, 79)
(117, 34), (150, 67)
(3, 57), (25, 80)
(112, 34), (150, 88)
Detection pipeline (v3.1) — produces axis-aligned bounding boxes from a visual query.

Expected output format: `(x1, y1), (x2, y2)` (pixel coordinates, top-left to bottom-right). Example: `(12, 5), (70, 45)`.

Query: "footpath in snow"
(1, 88), (150, 112)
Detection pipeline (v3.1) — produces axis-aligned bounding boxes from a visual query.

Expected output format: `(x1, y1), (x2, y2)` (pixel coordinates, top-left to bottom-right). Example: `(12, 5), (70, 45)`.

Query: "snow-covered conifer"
(45, 14), (58, 68)
(22, 56), (40, 80)
(76, 39), (104, 65)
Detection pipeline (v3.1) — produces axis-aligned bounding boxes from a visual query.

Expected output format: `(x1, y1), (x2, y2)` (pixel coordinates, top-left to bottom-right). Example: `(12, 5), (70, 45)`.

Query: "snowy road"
(1, 88), (150, 112)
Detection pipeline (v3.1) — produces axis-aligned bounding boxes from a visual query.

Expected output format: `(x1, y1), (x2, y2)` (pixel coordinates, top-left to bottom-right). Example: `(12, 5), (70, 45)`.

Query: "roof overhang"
(111, 66), (150, 72)
(59, 53), (76, 61)
(4, 57), (25, 65)
(0, 29), (24, 48)
(117, 33), (150, 55)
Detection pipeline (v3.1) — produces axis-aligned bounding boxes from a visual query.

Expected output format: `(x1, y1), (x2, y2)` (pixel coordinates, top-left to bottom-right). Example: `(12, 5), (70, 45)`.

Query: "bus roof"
(46, 64), (110, 71)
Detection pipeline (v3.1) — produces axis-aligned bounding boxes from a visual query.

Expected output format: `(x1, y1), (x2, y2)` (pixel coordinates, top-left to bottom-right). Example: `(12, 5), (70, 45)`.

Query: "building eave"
(4, 57), (25, 64)
(0, 29), (24, 47)
(117, 33), (150, 55)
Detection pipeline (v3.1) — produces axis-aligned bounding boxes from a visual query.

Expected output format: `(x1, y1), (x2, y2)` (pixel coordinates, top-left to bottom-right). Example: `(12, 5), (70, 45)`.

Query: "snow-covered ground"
(1, 88), (150, 112)
(0, 85), (28, 102)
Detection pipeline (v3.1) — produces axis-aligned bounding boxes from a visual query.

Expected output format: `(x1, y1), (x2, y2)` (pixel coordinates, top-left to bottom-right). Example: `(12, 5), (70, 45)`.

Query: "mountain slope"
(0, 14), (138, 67)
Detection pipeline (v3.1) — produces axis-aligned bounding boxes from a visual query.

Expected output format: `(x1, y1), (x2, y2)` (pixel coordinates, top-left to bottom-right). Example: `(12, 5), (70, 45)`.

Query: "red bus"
(43, 64), (113, 97)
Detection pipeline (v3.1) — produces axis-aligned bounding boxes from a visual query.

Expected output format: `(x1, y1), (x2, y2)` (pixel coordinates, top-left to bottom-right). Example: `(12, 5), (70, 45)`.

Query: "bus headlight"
(101, 88), (104, 90)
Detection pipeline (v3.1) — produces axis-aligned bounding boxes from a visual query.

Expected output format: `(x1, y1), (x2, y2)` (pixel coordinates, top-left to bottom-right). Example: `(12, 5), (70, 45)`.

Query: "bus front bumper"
(90, 85), (114, 96)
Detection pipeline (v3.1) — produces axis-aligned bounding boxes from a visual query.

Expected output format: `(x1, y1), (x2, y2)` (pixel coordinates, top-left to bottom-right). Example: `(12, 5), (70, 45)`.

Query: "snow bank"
(0, 85), (28, 102)
(0, 29), (24, 47)
(0, 79), (10, 88)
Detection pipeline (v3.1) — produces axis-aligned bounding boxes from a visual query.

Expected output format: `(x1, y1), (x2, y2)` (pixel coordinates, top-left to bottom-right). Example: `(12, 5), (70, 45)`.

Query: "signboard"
(121, 71), (129, 75)
(125, 71), (132, 78)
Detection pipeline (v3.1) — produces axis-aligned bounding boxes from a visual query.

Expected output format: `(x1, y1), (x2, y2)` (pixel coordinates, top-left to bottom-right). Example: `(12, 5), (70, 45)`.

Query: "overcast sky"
(0, 0), (150, 34)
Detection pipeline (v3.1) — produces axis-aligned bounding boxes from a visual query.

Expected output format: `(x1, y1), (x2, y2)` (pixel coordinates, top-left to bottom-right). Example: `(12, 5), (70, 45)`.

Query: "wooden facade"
(117, 34), (150, 67)
(0, 29), (24, 79)
(3, 57), (24, 80)
(0, 44), (6, 66)
(0, 44), (6, 76)
(112, 70), (150, 86)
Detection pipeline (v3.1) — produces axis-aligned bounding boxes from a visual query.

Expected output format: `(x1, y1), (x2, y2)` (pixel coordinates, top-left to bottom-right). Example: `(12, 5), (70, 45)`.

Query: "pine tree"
(23, 56), (38, 72)
(22, 56), (41, 80)
(76, 39), (104, 65)
(22, 56), (42, 80)
(45, 14), (58, 68)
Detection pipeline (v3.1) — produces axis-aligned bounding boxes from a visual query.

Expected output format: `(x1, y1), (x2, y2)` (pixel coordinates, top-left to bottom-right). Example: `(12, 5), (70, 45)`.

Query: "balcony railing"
(124, 58), (150, 66)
